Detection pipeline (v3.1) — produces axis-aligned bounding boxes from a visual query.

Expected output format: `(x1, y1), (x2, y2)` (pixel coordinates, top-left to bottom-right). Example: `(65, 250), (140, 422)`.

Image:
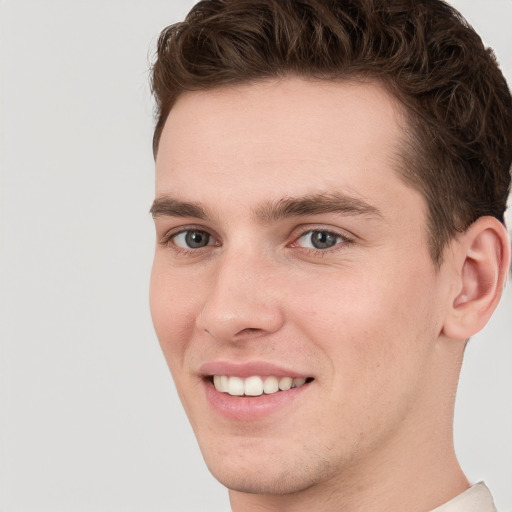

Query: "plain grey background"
(0, 1), (510, 511)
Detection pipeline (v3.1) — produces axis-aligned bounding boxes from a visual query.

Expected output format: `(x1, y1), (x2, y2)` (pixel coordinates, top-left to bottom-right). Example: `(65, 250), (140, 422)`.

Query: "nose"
(196, 250), (285, 343)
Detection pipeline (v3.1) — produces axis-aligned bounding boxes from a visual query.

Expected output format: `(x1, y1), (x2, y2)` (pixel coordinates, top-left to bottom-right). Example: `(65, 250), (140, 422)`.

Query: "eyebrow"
(150, 197), (208, 219)
(150, 192), (382, 222)
(254, 193), (382, 222)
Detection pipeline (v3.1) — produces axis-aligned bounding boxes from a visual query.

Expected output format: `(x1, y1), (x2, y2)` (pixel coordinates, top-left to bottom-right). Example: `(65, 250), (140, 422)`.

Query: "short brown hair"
(151, 0), (512, 263)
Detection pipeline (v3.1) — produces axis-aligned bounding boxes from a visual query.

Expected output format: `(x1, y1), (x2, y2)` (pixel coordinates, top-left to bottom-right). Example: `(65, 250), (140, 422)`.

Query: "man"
(148, 1), (511, 510)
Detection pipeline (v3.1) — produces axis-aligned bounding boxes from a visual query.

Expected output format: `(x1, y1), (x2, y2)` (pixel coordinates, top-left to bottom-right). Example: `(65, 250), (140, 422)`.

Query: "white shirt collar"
(430, 482), (497, 512)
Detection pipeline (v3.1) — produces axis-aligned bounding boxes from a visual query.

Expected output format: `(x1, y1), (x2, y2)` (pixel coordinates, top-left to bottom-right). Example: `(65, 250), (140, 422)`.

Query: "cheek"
(149, 262), (202, 369)
(290, 262), (440, 381)
(288, 267), (441, 447)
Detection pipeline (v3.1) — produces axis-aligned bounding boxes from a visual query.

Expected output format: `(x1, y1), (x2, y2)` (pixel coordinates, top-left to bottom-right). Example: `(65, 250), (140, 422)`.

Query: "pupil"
(311, 231), (337, 249)
(185, 230), (209, 248)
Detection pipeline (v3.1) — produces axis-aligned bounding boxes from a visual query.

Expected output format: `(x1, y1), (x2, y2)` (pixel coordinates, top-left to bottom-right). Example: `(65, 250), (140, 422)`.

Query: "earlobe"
(442, 217), (511, 340)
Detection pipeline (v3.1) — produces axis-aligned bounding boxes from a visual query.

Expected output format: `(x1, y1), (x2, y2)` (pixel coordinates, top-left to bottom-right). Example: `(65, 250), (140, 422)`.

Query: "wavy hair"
(151, 0), (512, 263)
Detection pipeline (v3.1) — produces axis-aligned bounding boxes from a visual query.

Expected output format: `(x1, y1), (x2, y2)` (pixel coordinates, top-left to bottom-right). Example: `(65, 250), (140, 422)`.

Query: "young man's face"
(150, 78), (454, 496)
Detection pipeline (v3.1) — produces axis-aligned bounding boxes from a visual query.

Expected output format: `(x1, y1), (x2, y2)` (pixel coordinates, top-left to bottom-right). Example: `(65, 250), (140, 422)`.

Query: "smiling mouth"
(210, 375), (314, 397)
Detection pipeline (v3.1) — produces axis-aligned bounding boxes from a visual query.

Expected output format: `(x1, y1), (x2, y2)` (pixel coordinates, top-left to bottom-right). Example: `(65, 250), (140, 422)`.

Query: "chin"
(200, 442), (336, 496)
(210, 465), (313, 495)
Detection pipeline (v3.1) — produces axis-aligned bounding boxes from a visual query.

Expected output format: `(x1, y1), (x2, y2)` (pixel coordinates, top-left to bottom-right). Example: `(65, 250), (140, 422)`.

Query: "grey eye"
(298, 230), (341, 249)
(173, 230), (213, 249)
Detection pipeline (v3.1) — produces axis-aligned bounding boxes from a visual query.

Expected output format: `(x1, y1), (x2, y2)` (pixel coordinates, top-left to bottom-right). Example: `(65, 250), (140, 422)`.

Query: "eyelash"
(160, 226), (354, 257)
(290, 229), (353, 255)
(160, 226), (219, 256)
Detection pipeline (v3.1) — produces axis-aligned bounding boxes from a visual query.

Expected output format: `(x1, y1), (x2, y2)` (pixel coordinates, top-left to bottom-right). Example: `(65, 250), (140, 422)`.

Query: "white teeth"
(278, 377), (293, 391)
(292, 377), (306, 388)
(213, 375), (223, 391)
(227, 376), (244, 396)
(263, 376), (279, 394)
(213, 375), (229, 393)
(244, 376), (264, 396)
(220, 375), (229, 392)
(212, 375), (310, 396)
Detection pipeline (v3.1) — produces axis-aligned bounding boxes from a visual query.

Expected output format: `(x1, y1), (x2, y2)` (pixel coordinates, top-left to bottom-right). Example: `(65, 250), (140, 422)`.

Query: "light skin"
(150, 78), (510, 512)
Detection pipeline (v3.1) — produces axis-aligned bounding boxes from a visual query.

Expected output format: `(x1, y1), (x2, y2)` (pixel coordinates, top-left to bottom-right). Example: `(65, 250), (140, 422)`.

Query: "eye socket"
(172, 230), (215, 249)
(296, 230), (344, 250)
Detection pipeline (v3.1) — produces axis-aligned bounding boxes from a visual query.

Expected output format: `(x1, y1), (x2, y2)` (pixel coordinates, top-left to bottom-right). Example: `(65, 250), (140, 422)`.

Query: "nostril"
(238, 327), (262, 335)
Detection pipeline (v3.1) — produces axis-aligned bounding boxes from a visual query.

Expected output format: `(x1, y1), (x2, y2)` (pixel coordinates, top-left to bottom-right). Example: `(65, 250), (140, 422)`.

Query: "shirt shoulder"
(430, 482), (497, 512)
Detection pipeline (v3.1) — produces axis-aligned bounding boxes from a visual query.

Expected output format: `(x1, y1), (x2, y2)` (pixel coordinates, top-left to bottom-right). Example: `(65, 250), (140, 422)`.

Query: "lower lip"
(203, 379), (311, 421)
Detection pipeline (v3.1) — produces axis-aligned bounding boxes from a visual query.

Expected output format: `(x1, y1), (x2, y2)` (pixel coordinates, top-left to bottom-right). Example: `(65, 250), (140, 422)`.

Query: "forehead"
(155, 77), (418, 218)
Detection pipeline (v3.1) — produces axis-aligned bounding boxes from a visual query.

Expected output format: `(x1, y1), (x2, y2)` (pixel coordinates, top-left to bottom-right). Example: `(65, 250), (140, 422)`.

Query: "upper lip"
(199, 360), (311, 379)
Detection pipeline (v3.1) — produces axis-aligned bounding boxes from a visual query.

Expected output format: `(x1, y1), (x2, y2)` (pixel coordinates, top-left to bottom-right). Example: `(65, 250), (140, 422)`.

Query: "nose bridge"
(197, 244), (284, 341)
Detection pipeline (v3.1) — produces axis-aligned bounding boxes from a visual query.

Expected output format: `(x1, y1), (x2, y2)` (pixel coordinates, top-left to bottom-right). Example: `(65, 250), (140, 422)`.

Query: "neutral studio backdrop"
(0, 1), (511, 511)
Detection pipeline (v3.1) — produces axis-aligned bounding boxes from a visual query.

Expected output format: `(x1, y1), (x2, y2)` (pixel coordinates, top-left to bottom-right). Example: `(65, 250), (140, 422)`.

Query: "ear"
(442, 216), (511, 340)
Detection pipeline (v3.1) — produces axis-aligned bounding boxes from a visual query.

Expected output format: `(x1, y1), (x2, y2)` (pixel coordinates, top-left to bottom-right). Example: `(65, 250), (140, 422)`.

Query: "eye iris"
(311, 231), (337, 249)
(185, 230), (209, 248)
